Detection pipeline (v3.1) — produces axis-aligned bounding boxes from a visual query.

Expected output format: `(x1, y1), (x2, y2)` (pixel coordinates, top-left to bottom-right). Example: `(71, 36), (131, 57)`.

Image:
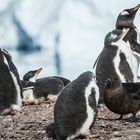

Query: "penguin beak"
(36, 68), (42, 75)
(120, 28), (130, 40)
(132, 4), (140, 12)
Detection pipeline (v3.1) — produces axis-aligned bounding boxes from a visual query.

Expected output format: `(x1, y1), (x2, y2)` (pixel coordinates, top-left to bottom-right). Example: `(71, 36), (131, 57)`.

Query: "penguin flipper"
(132, 40), (140, 57)
(119, 52), (134, 82)
(93, 52), (102, 70)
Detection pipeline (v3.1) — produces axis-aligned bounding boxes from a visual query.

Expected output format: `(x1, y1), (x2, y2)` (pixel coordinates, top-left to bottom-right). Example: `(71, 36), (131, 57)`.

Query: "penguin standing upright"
(95, 4), (140, 103)
(0, 48), (22, 114)
(21, 68), (71, 104)
(116, 4), (140, 81)
(54, 71), (99, 140)
(95, 28), (132, 103)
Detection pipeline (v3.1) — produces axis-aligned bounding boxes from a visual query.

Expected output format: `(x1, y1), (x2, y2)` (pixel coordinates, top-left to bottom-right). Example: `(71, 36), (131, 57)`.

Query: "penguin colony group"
(0, 4), (140, 140)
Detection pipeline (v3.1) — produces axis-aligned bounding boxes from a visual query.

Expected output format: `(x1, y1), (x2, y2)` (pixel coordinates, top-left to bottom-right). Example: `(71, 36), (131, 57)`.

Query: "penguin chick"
(105, 76), (140, 119)
(22, 68), (71, 105)
(54, 71), (99, 140)
(0, 48), (22, 114)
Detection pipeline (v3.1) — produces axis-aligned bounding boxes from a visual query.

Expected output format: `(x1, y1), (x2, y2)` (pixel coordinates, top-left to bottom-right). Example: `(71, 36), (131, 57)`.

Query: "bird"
(105, 76), (140, 120)
(116, 4), (140, 82)
(95, 28), (132, 103)
(54, 71), (99, 140)
(0, 48), (22, 114)
(21, 68), (71, 105)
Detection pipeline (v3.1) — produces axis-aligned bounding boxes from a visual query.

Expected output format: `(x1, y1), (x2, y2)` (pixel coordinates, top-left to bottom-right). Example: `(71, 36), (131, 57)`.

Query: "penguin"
(0, 48), (22, 114)
(116, 4), (140, 81)
(21, 68), (71, 104)
(22, 68), (43, 83)
(105, 76), (140, 120)
(22, 68), (70, 85)
(95, 28), (132, 103)
(54, 71), (99, 140)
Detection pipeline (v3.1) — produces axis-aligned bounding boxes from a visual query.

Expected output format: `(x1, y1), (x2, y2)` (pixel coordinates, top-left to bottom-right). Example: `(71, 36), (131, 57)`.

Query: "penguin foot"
(46, 98), (56, 104)
(126, 117), (139, 122)
(10, 105), (21, 115)
(22, 98), (43, 105)
(87, 133), (99, 139)
(0, 105), (21, 115)
(46, 96), (57, 104)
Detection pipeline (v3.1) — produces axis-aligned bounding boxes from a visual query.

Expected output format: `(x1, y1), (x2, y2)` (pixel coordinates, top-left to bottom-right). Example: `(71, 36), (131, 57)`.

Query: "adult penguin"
(116, 4), (140, 81)
(0, 48), (22, 114)
(95, 28), (132, 103)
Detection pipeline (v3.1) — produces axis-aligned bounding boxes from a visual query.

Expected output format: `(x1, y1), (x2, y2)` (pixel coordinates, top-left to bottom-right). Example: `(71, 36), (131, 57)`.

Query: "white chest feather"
(79, 78), (99, 135)
(133, 28), (140, 81)
(112, 40), (133, 82)
(67, 78), (99, 140)
(3, 55), (22, 107)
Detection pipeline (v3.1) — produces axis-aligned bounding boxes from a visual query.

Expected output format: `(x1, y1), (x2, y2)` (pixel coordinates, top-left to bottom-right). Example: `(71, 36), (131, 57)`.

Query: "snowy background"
(0, 0), (140, 80)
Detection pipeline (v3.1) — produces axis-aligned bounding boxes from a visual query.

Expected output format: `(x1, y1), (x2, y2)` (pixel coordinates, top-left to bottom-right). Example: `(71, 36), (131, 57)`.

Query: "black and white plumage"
(95, 28), (132, 103)
(116, 4), (140, 82)
(54, 71), (99, 140)
(0, 48), (22, 113)
(21, 68), (71, 104)
(105, 76), (140, 119)
(95, 4), (140, 104)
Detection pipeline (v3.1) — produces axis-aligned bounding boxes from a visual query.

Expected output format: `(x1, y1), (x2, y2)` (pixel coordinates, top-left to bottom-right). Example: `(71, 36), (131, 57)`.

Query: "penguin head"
(104, 28), (129, 46)
(116, 4), (140, 29)
(105, 76), (121, 90)
(23, 68), (42, 82)
(0, 48), (13, 69)
(1, 48), (12, 60)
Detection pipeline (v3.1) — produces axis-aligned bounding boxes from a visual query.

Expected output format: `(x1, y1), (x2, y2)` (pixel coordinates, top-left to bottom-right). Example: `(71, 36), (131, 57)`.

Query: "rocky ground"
(0, 102), (140, 140)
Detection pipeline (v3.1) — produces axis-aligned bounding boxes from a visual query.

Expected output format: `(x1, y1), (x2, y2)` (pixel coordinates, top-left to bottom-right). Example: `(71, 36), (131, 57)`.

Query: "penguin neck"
(116, 24), (136, 30)
(104, 44), (118, 52)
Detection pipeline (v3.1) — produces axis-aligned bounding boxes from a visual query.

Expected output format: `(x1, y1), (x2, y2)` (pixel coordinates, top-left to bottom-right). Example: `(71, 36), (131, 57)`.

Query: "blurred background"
(0, 0), (140, 80)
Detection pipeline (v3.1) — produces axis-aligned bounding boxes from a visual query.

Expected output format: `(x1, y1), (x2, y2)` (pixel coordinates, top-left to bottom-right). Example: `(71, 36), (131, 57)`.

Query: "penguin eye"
(116, 36), (120, 40)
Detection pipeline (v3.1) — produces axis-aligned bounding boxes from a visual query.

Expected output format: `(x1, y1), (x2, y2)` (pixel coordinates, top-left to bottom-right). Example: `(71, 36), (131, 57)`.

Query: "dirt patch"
(0, 103), (140, 140)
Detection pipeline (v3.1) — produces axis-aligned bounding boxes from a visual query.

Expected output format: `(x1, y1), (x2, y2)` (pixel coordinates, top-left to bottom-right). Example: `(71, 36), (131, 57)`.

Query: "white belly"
(112, 40), (134, 82)
(67, 78), (99, 140)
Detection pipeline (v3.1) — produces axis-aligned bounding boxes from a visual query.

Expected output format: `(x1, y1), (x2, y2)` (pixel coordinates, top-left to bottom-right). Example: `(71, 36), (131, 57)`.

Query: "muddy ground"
(0, 102), (140, 140)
